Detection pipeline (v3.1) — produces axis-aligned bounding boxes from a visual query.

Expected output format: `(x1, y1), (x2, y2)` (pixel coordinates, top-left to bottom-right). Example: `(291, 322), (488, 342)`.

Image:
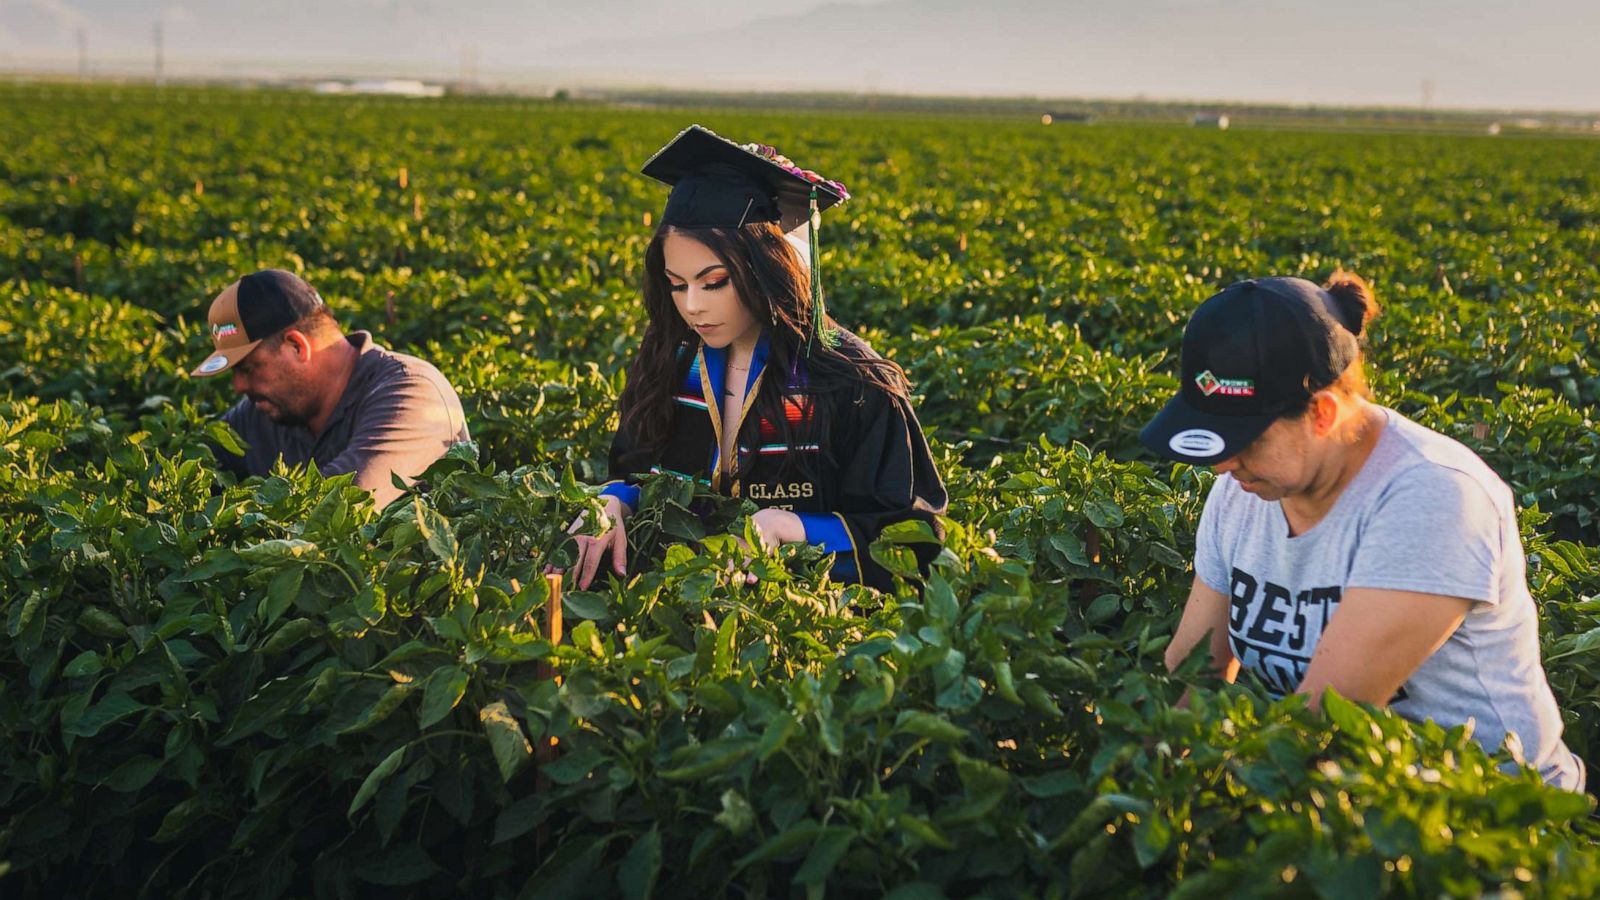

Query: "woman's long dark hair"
(620, 219), (909, 476)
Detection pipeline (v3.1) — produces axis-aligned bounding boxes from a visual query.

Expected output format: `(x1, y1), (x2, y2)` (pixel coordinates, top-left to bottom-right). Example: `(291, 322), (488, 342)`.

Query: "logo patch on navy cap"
(1169, 429), (1226, 458)
(1194, 370), (1255, 397)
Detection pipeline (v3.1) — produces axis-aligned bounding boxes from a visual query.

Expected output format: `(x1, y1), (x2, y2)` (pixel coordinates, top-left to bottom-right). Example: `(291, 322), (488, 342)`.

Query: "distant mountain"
(2, 0), (1596, 110)
(537, 0), (1600, 110)
(0, 0), (771, 66)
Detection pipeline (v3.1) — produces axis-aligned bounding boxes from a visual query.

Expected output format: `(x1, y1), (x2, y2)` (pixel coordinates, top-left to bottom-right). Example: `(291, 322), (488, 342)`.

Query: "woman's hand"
(724, 508), (806, 584)
(546, 495), (630, 590)
(749, 508), (805, 551)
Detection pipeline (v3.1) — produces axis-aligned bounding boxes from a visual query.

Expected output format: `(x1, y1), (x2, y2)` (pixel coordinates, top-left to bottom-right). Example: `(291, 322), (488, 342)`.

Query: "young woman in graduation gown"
(563, 126), (947, 591)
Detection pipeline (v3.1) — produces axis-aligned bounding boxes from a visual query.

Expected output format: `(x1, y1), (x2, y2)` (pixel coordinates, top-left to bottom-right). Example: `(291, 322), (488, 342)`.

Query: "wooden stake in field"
(536, 573), (563, 851)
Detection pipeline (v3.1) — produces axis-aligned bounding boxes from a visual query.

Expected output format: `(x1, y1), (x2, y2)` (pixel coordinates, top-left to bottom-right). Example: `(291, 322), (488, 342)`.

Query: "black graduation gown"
(601, 331), (947, 590)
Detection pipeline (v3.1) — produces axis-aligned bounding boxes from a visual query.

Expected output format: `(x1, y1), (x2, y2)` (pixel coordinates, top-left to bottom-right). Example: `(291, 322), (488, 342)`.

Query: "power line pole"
(153, 20), (165, 87)
(77, 28), (88, 81)
(460, 44), (478, 90)
(1421, 78), (1435, 122)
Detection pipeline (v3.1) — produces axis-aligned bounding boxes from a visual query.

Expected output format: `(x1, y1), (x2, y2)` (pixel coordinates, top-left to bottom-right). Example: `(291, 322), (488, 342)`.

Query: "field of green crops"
(4, 82), (1600, 898)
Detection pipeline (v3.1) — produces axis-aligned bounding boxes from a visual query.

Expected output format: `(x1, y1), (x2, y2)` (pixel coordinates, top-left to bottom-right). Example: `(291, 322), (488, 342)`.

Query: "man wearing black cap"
(192, 269), (469, 509)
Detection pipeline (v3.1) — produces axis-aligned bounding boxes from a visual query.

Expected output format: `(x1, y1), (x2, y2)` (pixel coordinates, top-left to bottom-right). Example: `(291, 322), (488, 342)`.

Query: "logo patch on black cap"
(1169, 429), (1226, 458)
(1194, 370), (1255, 397)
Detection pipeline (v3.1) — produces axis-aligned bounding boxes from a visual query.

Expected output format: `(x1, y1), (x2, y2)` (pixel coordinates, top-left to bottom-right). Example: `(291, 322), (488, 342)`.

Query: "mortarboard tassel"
(806, 185), (840, 355)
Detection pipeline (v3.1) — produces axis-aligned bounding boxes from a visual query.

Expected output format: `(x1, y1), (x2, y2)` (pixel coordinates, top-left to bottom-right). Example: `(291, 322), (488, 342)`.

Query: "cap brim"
(1138, 393), (1279, 465)
(189, 338), (262, 378)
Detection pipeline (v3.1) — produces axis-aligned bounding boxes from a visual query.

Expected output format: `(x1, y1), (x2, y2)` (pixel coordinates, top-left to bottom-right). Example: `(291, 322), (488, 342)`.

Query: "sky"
(1, 0), (1597, 111)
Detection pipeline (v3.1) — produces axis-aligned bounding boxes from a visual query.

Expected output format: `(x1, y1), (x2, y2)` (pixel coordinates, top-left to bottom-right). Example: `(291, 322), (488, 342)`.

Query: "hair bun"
(1323, 270), (1379, 338)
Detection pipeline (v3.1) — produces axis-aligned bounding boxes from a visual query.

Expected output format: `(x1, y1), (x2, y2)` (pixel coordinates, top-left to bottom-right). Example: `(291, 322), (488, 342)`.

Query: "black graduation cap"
(641, 125), (851, 351)
(641, 125), (848, 231)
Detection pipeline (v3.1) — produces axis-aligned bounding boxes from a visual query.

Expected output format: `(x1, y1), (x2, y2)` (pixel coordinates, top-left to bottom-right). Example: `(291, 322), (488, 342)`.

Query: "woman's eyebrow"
(664, 264), (727, 280)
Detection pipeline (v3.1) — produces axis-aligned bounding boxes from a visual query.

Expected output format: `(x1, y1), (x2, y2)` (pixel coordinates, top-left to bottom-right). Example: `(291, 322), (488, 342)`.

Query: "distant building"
(1191, 113), (1230, 129)
(1486, 122), (1502, 136)
(312, 79), (445, 98)
(1041, 111), (1095, 125)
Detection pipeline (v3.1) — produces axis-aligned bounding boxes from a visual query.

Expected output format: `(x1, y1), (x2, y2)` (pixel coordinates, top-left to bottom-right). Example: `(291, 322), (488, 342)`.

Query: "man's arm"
(320, 372), (467, 508)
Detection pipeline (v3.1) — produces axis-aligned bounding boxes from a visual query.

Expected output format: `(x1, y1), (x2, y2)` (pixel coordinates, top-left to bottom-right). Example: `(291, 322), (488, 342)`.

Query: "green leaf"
(354, 580), (387, 625)
(571, 619), (604, 657)
(893, 710), (967, 743)
(348, 745), (407, 819)
(713, 612), (738, 677)
(895, 814), (954, 851)
(1133, 813), (1172, 868)
(221, 677), (310, 746)
(353, 845), (442, 886)
(659, 739), (753, 781)
(883, 882), (948, 900)
(77, 607), (126, 639)
(61, 650), (103, 678)
(617, 825), (662, 900)
(480, 700), (532, 782)
(494, 794), (553, 844)
(205, 419), (248, 456)
(541, 747), (606, 785)
(7, 590), (48, 638)
(418, 665), (471, 729)
(414, 497), (459, 564)
(105, 754), (163, 792)
(734, 819), (822, 869)
(715, 789), (755, 836)
(237, 539), (316, 563)
(262, 618), (321, 655)
(178, 549), (250, 582)
(1084, 499), (1124, 528)
(62, 691), (145, 738)
(792, 827), (855, 886)
(1020, 770), (1080, 799)
(373, 640), (445, 669)
(152, 797), (207, 843)
(925, 573), (959, 625)
(562, 591), (611, 621)
(338, 682), (416, 735)
(936, 752), (1010, 826)
(260, 565), (304, 626)
(757, 713), (799, 762)
(1322, 689), (1374, 738)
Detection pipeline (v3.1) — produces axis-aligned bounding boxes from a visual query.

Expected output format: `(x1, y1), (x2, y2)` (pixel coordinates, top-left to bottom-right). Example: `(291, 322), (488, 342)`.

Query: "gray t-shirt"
(1195, 407), (1583, 791)
(218, 331), (470, 508)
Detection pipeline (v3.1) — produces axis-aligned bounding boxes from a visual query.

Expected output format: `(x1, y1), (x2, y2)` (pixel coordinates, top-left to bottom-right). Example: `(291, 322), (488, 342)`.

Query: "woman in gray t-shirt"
(1138, 272), (1584, 792)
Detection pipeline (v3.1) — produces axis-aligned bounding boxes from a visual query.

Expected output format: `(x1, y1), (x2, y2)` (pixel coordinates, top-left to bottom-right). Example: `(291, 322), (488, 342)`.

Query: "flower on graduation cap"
(741, 141), (850, 201)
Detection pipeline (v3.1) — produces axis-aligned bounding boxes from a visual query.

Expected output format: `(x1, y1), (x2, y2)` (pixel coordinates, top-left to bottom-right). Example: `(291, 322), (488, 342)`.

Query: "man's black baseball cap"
(191, 269), (327, 377)
(1138, 277), (1361, 465)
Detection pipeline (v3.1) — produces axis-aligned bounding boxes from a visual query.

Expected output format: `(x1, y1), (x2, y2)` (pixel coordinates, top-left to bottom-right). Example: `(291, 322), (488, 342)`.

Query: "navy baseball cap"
(1139, 277), (1361, 465)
